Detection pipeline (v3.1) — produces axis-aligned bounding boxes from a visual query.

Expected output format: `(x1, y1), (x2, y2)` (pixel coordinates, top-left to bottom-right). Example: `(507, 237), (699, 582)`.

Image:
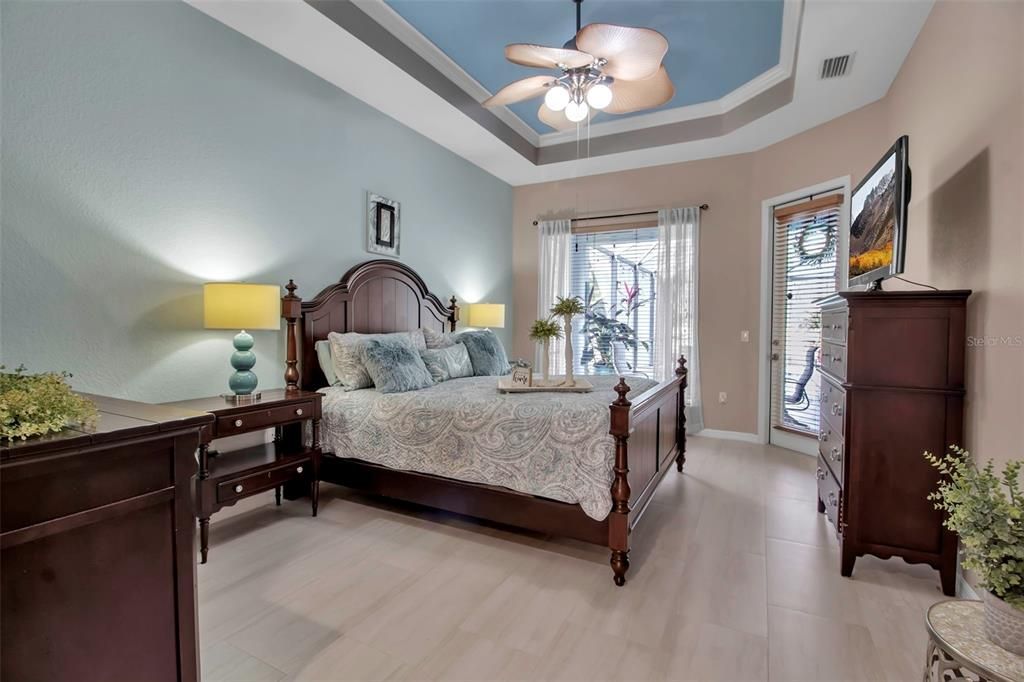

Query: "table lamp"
(203, 283), (280, 401)
(466, 303), (505, 329)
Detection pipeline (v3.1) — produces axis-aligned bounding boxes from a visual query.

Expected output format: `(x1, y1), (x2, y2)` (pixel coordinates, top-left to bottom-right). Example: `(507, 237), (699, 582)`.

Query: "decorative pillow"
(422, 326), (456, 349)
(459, 330), (511, 376)
(360, 338), (435, 394)
(419, 343), (474, 383)
(314, 340), (340, 386)
(327, 330), (426, 391)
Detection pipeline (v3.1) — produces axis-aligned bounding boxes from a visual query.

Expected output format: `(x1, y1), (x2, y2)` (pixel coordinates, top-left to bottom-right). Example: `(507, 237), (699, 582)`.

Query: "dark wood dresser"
(817, 290), (971, 596)
(1, 395), (213, 682)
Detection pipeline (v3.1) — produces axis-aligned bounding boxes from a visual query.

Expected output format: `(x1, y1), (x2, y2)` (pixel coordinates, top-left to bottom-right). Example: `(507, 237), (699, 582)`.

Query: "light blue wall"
(0, 0), (513, 402)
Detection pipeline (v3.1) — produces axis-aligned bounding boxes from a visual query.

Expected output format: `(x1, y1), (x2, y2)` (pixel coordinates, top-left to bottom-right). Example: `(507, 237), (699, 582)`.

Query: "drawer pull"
(816, 467), (826, 481)
(831, 324), (842, 330)
(831, 403), (843, 417)
(234, 484), (243, 494)
(296, 466), (304, 474)
(830, 447), (841, 462)
(818, 431), (828, 442)
(295, 408), (304, 416)
(234, 419), (243, 428)
(828, 491), (837, 508)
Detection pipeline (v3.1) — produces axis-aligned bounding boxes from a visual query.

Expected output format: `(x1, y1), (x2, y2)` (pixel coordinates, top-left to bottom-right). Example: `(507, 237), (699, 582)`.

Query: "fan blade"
(605, 66), (674, 114)
(537, 104), (576, 131)
(575, 23), (668, 81)
(483, 76), (557, 108)
(537, 103), (593, 131)
(505, 44), (594, 70)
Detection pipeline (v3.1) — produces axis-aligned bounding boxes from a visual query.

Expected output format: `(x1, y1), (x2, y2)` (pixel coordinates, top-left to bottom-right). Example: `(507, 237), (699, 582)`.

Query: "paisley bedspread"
(318, 375), (658, 521)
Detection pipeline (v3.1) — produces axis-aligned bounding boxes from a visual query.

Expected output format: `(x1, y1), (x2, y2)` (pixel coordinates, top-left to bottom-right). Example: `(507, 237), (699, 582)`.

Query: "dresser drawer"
(821, 310), (848, 344)
(818, 427), (845, 486)
(819, 378), (847, 435)
(216, 401), (314, 437)
(816, 457), (842, 535)
(821, 341), (848, 381)
(216, 457), (311, 504)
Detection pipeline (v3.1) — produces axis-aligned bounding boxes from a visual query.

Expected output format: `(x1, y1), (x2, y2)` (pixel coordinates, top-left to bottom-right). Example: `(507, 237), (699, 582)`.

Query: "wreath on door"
(794, 220), (837, 267)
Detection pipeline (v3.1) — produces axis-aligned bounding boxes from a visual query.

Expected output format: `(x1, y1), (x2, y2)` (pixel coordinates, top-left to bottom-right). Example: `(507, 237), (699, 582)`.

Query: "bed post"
(608, 378), (632, 586)
(282, 280), (302, 392)
(676, 354), (688, 472)
(448, 296), (459, 332)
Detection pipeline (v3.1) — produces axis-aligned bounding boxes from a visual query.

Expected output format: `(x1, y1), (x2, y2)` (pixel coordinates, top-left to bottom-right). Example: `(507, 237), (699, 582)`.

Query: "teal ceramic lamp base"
(228, 330), (259, 395)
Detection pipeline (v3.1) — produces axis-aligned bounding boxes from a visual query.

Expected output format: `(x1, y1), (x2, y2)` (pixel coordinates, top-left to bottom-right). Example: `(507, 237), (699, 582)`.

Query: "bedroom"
(1, 0), (1022, 680)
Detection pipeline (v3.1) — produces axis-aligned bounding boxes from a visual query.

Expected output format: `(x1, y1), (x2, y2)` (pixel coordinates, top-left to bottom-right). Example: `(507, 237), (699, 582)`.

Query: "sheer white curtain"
(655, 207), (703, 433)
(536, 219), (572, 373)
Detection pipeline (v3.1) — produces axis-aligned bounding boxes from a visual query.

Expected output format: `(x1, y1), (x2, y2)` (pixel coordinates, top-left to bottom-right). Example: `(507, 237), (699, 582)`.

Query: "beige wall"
(513, 0), (1023, 460)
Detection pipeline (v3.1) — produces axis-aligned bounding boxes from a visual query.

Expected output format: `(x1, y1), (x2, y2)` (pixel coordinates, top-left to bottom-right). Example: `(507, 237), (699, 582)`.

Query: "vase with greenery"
(550, 296), (585, 387)
(528, 319), (562, 384)
(925, 446), (1024, 654)
(1, 365), (98, 442)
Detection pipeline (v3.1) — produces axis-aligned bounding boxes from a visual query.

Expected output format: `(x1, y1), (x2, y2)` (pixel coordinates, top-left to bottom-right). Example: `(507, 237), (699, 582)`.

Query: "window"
(570, 227), (659, 378)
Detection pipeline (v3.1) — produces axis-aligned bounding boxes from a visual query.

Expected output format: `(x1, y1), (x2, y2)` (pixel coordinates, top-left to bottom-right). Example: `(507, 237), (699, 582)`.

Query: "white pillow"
(419, 343), (473, 383)
(314, 340), (340, 386)
(327, 330), (426, 391)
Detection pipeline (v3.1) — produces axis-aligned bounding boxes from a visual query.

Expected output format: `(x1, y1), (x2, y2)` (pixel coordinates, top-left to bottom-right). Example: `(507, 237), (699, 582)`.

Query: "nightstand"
(165, 389), (322, 563)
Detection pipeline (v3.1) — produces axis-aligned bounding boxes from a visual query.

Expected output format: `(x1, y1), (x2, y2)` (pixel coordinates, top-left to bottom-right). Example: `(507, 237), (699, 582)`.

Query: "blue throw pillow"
(359, 338), (435, 393)
(459, 330), (511, 376)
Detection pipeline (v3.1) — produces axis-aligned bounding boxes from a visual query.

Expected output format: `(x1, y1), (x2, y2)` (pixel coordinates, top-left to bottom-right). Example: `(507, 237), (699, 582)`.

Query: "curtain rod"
(532, 204), (708, 226)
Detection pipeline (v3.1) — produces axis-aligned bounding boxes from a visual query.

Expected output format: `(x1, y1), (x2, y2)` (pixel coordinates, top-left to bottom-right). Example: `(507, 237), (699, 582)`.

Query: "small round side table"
(925, 600), (1024, 682)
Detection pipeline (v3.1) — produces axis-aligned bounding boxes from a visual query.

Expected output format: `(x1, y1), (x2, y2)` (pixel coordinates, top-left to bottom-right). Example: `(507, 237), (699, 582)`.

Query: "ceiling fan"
(483, 0), (674, 131)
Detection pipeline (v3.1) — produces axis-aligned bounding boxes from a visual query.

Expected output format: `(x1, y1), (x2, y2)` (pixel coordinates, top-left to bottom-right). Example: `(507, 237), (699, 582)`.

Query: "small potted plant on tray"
(1, 365), (98, 442)
(926, 446), (1024, 654)
(528, 319), (562, 385)
(550, 296), (585, 387)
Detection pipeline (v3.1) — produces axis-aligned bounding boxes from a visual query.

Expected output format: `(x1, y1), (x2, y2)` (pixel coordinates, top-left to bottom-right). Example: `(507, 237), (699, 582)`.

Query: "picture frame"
(510, 365), (532, 388)
(367, 192), (400, 257)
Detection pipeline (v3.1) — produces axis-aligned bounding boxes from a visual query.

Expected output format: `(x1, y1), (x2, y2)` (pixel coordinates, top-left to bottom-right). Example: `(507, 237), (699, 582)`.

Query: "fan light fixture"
(482, 0), (674, 131)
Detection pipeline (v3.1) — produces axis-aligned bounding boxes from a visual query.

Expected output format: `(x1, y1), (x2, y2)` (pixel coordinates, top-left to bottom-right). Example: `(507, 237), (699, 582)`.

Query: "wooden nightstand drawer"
(820, 377), (846, 435)
(816, 458), (842, 535)
(216, 456), (311, 505)
(821, 341), (847, 381)
(216, 401), (314, 437)
(818, 426), (845, 486)
(821, 310), (848, 344)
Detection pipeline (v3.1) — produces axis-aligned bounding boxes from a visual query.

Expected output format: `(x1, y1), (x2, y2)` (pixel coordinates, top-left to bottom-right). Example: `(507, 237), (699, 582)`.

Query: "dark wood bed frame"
(281, 259), (687, 585)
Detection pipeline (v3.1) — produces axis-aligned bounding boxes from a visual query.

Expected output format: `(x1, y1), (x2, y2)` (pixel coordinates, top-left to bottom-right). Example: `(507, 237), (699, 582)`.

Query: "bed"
(280, 259), (687, 585)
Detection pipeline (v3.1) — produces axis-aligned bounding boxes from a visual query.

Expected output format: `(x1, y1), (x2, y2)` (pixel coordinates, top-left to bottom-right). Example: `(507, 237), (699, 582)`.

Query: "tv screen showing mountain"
(849, 153), (897, 277)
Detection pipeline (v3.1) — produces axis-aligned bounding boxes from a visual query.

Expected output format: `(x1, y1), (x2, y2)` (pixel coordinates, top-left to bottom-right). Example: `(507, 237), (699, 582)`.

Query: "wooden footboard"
(608, 356), (688, 586)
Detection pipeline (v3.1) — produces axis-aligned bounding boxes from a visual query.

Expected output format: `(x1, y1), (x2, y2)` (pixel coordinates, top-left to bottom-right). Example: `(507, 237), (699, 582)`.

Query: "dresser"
(1, 395), (212, 682)
(817, 290), (971, 596)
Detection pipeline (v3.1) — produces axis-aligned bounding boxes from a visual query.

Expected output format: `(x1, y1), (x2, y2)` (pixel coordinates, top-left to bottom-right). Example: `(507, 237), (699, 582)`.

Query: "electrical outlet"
(718, 391), (728, 404)
(741, 330), (750, 343)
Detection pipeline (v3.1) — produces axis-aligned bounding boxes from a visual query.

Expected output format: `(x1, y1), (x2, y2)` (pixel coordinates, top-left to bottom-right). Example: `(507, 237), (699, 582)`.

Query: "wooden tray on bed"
(497, 376), (594, 393)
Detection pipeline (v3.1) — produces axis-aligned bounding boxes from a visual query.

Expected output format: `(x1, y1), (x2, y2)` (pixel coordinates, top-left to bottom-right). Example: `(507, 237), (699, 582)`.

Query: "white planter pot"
(983, 590), (1024, 655)
(563, 314), (575, 387)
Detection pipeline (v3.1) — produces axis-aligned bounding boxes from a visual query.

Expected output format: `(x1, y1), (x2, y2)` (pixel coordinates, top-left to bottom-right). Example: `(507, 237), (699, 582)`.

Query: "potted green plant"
(925, 446), (1024, 654)
(1, 365), (98, 441)
(528, 319), (562, 384)
(550, 296), (585, 387)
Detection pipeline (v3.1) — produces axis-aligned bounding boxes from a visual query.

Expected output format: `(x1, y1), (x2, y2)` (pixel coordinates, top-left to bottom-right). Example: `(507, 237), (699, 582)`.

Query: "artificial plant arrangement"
(1, 365), (98, 442)
(528, 318), (562, 384)
(550, 296), (585, 387)
(925, 446), (1024, 654)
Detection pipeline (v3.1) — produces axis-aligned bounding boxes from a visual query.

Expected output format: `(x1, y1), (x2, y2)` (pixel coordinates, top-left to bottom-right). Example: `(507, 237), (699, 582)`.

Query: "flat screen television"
(848, 135), (911, 289)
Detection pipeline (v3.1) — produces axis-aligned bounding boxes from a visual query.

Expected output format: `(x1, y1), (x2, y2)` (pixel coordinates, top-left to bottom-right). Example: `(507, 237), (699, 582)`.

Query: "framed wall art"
(367, 192), (400, 257)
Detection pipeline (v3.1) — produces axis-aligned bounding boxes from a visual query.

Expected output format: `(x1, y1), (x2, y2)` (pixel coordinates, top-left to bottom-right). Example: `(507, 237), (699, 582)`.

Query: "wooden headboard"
(281, 260), (459, 391)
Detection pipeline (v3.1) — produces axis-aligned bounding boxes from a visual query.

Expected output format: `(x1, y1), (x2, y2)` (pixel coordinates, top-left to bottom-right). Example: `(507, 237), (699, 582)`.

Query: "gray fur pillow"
(327, 330), (425, 391)
(360, 338), (434, 394)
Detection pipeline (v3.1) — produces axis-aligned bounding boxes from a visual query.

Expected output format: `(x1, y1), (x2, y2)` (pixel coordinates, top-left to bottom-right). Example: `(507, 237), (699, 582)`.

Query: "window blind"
(769, 193), (843, 436)
(570, 227), (659, 378)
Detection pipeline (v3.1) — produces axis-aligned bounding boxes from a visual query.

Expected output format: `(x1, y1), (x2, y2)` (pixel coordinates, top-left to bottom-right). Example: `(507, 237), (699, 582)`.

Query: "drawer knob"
(816, 467), (826, 481)
(830, 447), (841, 462)
(296, 466), (304, 474)
(818, 431), (827, 442)
(234, 419), (243, 427)
(295, 408), (304, 416)
(831, 403), (843, 417)
(234, 484), (243, 493)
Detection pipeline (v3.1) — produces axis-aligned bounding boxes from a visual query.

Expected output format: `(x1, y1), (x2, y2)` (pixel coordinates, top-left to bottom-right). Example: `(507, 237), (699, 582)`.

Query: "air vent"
(820, 54), (853, 79)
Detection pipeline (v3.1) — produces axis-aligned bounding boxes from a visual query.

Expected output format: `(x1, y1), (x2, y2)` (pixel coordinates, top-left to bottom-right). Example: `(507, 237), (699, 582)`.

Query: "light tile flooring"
(199, 436), (948, 681)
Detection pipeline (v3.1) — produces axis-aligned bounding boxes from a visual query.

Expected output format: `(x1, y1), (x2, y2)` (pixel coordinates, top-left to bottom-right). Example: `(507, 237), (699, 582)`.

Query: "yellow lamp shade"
(203, 283), (280, 331)
(467, 303), (505, 329)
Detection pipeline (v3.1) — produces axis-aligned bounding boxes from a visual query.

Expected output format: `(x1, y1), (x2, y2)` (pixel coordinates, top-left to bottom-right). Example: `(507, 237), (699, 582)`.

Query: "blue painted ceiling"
(384, 0), (785, 134)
